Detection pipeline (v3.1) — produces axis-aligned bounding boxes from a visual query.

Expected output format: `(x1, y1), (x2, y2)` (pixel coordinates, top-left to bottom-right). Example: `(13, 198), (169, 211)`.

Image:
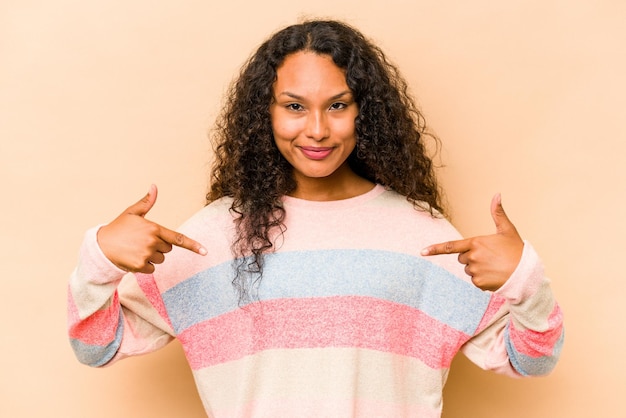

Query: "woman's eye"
(329, 102), (347, 110)
(286, 103), (303, 111)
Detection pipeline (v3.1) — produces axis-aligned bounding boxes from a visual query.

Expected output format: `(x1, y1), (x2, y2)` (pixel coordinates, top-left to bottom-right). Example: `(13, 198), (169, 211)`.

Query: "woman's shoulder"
(177, 196), (235, 233)
(375, 187), (443, 216)
(373, 187), (460, 237)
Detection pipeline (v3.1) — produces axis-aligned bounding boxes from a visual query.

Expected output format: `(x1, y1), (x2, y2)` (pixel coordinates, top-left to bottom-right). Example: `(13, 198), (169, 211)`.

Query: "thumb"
(126, 184), (158, 217)
(490, 193), (514, 234)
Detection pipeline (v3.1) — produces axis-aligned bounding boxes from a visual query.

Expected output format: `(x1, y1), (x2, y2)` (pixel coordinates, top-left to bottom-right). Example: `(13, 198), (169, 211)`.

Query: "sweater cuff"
(76, 225), (128, 285)
(494, 241), (545, 305)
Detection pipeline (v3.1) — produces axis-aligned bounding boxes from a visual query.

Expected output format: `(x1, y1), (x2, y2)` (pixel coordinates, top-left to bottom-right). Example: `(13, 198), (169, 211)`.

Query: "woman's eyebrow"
(276, 90), (353, 101)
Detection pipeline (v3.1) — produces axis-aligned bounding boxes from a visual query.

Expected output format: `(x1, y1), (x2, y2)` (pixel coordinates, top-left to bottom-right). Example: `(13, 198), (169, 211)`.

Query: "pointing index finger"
(421, 238), (471, 256)
(159, 226), (207, 256)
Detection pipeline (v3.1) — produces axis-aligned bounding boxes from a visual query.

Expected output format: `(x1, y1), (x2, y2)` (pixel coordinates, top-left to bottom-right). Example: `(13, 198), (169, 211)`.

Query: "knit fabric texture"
(68, 185), (564, 417)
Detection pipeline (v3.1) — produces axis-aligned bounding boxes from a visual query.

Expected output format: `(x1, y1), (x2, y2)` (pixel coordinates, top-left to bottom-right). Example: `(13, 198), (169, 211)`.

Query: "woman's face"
(270, 51), (359, 193)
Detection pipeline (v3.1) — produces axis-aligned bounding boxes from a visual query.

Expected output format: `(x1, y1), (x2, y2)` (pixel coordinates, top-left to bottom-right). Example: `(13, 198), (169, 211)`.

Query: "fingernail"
(199, 247), (207, 256)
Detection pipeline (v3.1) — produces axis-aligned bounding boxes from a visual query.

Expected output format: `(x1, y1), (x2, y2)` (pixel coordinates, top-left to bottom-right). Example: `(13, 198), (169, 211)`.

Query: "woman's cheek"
(275, 118), (302, 141)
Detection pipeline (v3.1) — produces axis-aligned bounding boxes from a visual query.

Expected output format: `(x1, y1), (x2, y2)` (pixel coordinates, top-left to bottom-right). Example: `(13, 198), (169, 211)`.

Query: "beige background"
(2, 1), (624, 417)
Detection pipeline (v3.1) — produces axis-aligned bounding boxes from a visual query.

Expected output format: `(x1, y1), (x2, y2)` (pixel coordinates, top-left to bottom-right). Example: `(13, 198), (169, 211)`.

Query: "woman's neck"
(289, 166), (375, 201)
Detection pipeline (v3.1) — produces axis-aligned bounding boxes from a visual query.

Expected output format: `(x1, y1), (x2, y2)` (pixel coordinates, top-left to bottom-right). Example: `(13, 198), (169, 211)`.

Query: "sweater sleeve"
(67, 226), (175, 367)
(460, 241), (564, 377)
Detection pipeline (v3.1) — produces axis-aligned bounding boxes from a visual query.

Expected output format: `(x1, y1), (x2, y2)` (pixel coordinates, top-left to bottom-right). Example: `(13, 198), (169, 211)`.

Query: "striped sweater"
(68, 185), (564, 417)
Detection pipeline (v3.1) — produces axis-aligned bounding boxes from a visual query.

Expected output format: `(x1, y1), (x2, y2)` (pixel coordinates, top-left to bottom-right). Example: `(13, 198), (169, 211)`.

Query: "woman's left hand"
(421, 194), (524, 291)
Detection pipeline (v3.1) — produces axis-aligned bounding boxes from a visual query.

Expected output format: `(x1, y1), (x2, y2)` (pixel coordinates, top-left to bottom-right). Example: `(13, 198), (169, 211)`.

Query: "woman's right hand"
(97, 184), (207, 274)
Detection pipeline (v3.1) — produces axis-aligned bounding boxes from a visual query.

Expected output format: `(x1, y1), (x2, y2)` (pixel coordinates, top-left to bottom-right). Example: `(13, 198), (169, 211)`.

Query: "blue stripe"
(505, 324), (565, 376)
(69, 310), (124, 367)
(163, 249), (492, 336)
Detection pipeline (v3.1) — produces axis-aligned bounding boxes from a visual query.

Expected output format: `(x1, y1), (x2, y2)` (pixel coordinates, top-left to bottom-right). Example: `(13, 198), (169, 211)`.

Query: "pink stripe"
(179, 296), (469, 370)
(509, 304), (564, 357)
(135, 273), (173, 329)
(67, 286), (80, 326)
(474, 294), (507, 334)
(68, 291), (121, 346)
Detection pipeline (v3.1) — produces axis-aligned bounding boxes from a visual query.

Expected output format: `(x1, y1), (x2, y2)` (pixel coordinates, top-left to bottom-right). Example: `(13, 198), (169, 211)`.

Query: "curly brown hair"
(207, 20), (444, 302)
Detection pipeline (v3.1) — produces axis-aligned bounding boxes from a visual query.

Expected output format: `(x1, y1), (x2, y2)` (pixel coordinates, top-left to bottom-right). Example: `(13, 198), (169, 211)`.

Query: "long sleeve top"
(68, 185), (564, 417)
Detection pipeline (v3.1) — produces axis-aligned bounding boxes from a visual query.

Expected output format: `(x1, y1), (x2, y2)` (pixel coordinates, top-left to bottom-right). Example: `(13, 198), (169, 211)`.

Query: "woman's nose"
(305, 111), (330, 141)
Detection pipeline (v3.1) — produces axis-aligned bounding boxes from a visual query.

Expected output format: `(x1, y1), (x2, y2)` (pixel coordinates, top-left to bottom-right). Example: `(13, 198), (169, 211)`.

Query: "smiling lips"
(299, 146), (334, 160)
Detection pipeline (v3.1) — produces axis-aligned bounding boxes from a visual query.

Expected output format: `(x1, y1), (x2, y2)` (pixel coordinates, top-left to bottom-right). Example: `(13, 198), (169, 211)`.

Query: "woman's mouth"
(299, 146), (334, 160)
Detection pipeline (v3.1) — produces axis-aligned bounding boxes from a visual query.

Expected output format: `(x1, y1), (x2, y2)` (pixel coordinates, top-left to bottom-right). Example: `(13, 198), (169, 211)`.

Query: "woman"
(68, 20), (563, 417)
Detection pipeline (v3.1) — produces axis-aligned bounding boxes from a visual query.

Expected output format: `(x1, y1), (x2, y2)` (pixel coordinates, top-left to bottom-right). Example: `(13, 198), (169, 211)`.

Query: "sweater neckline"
(281, 184), (386, 210)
